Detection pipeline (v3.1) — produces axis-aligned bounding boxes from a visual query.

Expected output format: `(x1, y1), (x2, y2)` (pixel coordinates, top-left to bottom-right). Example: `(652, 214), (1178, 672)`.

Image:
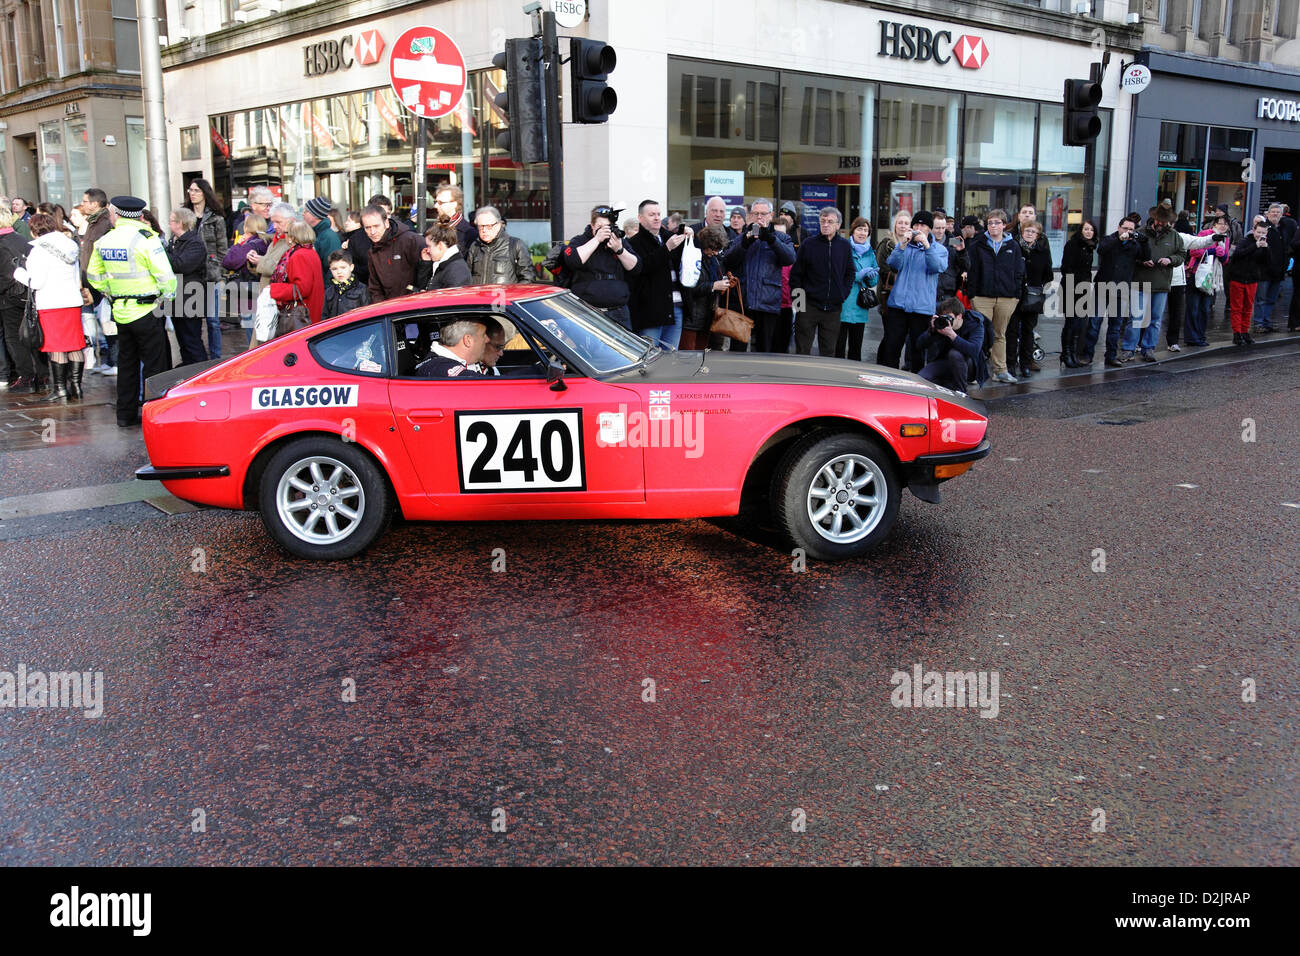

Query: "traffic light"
(1062, 77), (1102, 146)
(492, 37), (548, 164)
(570, 38), (617, 123)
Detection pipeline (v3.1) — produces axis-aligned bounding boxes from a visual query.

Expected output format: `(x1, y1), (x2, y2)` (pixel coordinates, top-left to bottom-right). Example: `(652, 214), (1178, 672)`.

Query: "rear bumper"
(136, 464), (231, 481)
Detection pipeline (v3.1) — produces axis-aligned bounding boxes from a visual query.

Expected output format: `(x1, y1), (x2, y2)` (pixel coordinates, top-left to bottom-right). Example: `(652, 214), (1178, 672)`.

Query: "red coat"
(269, 246), (324, 323)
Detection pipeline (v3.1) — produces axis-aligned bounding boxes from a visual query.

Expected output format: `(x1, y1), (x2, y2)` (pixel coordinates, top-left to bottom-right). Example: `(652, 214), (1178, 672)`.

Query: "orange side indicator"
(934, 462), (973, 479)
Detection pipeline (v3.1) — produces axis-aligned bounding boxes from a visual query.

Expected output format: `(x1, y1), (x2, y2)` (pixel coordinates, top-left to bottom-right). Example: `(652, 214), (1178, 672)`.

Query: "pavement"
(0, 312), (1296, 866)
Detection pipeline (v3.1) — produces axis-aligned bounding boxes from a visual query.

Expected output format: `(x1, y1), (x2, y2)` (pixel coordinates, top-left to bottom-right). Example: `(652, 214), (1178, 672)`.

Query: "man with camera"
(722, 198), (796, 352)
(917, 297), (986, 392)
(563, 205), (641, 330)
(1080, 214), (1149, 367)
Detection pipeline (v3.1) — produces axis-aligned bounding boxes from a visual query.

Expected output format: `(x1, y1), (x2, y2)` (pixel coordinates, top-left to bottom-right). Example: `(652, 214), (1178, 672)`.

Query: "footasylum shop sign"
(1258, 97), (1300, 123)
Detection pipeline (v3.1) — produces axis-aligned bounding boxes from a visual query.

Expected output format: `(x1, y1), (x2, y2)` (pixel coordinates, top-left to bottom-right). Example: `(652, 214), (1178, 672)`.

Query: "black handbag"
(1020, 285), (1046, 313)
(19, 278), (43, 350)
(857, 283), (879, 310)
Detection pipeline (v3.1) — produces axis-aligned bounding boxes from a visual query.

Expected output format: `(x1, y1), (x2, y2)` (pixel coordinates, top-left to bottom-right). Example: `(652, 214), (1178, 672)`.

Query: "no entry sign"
(389, 26), (467, 118)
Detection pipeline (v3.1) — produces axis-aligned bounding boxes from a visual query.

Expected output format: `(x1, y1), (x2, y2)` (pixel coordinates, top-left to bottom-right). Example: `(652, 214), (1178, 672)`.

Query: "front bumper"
(903, 439), (991, 503)
(136, 464), (231, 481)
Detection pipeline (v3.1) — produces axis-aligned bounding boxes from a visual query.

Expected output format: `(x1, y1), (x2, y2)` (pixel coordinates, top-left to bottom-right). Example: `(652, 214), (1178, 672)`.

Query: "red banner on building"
(210, 125), (230, 159)
(375, 90), (408, 142)
(303, 105), (337, 150)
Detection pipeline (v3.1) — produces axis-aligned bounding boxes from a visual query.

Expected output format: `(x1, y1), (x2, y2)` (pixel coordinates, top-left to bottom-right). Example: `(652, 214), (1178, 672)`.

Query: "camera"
(932, 314), (950, 330)
(608, 223), (625, 239)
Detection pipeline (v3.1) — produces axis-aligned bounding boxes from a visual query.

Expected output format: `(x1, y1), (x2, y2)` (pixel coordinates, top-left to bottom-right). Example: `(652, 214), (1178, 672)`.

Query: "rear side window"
(311, 321), (389, 376)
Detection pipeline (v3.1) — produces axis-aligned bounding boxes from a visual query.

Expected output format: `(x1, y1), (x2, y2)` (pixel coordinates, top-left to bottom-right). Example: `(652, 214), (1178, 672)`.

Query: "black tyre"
(772, 430), (900, 561)
(257, 436), (392, 560)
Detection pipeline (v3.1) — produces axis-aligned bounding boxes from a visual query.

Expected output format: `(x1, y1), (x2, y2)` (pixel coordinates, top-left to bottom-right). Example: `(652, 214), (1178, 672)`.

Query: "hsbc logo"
(952, 35), (988, 69)
(302, 29), (385, 76)
(878, 21), (989, 69)
(355, 29), (384, 67)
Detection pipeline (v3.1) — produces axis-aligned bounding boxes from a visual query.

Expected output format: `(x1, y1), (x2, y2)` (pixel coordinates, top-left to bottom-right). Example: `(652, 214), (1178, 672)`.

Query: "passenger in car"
(414, 317), (487, 378)
(471, 316), (506, 376)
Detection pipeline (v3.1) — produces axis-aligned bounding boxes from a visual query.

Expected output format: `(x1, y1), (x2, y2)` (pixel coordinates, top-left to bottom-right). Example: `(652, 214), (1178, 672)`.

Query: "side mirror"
(546, 360), (567, 392)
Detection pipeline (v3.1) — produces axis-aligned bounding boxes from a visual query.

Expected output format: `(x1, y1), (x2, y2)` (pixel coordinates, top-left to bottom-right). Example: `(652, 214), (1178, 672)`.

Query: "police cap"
(110, 195), (147, 218)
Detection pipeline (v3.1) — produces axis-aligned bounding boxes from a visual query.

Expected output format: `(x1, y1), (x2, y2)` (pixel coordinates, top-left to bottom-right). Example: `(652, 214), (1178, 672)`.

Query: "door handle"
(406, 409), (444, 423)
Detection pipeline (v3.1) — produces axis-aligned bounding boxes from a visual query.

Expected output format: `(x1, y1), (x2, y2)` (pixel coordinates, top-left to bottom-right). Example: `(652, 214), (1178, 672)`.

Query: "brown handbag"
(710, 277), (753, 344)
(274, 282), (311, 338)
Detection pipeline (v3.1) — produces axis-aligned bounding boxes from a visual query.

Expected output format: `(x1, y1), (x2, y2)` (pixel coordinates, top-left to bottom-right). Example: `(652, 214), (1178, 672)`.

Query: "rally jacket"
(86, 220), (177, 324)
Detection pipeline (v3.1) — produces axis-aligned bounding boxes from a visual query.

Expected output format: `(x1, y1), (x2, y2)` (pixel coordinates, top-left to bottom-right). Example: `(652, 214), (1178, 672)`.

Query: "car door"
(387, 310), (645, 519)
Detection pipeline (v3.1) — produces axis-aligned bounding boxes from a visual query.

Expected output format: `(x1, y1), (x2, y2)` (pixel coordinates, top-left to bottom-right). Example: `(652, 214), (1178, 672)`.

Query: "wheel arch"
(738, 415), (901, 518)
(242, 430), (402, 516)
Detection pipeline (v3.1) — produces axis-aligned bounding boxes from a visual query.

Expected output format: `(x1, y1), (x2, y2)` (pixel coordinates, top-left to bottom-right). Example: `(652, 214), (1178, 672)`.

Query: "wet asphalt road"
(0, 352), (1297, 866)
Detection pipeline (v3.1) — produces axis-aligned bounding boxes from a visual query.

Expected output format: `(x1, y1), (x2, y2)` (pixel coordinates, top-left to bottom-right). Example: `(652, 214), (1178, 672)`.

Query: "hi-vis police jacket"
(86, 220), (177, 325)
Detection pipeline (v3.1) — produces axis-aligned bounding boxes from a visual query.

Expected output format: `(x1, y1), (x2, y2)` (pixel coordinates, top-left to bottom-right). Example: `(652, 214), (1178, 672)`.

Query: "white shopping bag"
(253, 286), (278, 343)
(97, 299), (115, 336)
(679, 232), (702, 288)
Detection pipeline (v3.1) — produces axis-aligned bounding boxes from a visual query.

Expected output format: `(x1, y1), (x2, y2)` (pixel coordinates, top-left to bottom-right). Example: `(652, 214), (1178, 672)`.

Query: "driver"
(415, 318), (488, 378)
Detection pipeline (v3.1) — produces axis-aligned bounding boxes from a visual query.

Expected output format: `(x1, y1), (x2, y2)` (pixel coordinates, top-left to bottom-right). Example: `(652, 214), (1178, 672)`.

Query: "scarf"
(849, 238), (872, 257)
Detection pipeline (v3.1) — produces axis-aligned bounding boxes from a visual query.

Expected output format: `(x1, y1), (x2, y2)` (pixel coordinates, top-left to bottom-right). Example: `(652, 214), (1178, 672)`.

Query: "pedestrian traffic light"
(492, 37), (548, 164)
(570, 38), (617, 124)
(1062, 78), (1102, 146)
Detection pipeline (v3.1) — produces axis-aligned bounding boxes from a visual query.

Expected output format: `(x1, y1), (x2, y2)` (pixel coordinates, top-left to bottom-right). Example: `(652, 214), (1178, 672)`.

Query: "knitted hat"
(961, 215), (981, 228)
(305, 196), (334, 220)
(910, 210), (935, 229)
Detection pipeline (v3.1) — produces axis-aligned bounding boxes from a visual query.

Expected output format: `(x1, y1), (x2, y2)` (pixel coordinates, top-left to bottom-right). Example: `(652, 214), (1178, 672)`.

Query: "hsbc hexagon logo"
(953, 35), (989, 70)
(355, 29), (385, 67)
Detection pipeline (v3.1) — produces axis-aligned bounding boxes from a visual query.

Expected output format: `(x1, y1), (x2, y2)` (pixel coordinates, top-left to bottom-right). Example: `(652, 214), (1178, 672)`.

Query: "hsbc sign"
(878, 21), (988, 69)
(303, 29), (385, 77)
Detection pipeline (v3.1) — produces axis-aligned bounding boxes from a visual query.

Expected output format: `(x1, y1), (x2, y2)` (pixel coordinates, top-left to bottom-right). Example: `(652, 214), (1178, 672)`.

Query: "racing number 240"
(456, 410), (586, 492)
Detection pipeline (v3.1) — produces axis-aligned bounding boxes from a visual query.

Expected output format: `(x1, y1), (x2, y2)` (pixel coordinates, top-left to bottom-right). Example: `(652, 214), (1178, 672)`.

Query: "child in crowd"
(322, 250), (370, 320)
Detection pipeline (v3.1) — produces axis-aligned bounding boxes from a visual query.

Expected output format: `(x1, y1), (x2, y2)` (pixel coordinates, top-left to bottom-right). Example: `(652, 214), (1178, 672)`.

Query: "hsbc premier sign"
(878, 21), (989, 69)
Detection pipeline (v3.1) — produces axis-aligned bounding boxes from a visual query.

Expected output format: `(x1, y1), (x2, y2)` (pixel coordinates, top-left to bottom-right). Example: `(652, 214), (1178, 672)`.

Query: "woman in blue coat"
(835, 216), (879, 360)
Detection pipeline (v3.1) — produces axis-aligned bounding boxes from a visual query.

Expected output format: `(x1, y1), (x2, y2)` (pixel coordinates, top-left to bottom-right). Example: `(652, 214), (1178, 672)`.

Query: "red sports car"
(136, 286), (989, 561)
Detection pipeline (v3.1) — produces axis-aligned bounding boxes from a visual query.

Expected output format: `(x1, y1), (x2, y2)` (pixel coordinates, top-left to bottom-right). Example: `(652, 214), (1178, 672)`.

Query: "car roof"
(324, 284), (563, 329)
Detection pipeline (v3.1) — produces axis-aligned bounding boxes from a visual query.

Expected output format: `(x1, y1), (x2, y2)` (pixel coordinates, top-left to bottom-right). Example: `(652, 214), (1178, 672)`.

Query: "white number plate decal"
(455, 409), (586, 493)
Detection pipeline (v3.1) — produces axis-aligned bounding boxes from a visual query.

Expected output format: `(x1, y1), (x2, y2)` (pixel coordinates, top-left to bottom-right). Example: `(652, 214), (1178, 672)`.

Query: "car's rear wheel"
(258, 437), (391, 560)
(772, 430), (899, 561)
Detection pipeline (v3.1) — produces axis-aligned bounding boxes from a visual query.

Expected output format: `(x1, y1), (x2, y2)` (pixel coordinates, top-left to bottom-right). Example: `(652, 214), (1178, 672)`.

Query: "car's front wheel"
(258, 437), (391, 560)
(772, 431), (899, 561)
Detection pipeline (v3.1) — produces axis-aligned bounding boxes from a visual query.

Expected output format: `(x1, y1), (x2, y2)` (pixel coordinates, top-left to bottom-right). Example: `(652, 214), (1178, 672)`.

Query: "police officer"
(86, 196), (177, 426)
(414, 318), (488, 379)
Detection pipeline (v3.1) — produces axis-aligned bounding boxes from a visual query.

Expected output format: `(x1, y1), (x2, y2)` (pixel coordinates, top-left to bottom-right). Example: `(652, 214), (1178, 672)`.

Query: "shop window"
(783, 73), (871, 234)
(1157, 122), (1207, 225)
(962, 95), (1035, 224)
(112, 0), (140, 73)
(180, 126), (201, 161)
(64, 118), (90, 202)
(1205, 126), (1252, 221)
(39, 121), (67, 208)
(668, 58), (779, 218)
(875, 84), (959, 232)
